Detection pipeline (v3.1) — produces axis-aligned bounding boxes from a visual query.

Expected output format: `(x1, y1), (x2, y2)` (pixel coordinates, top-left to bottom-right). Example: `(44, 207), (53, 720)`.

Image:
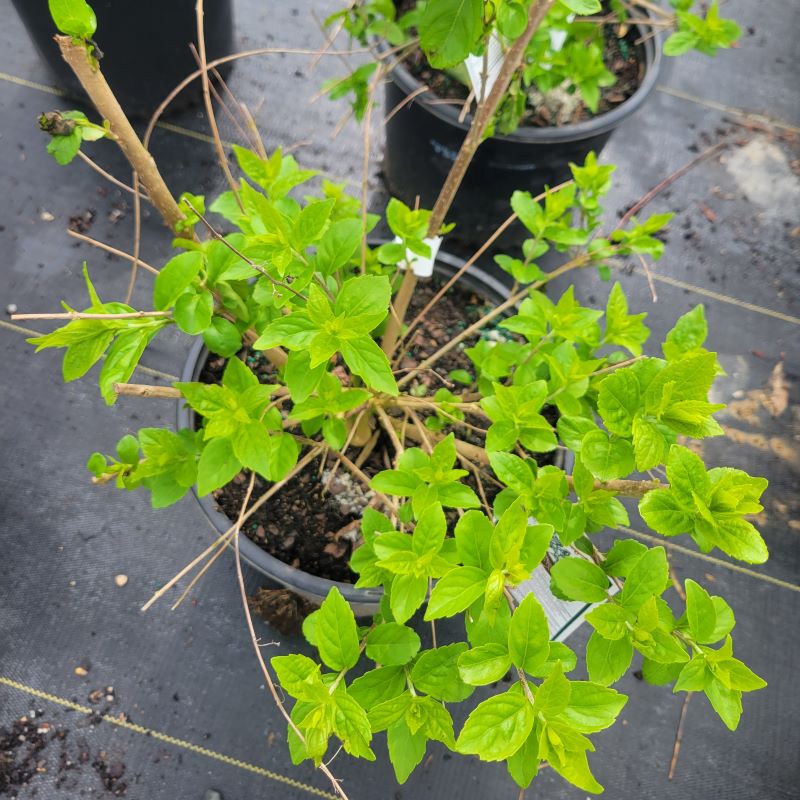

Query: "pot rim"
(177, 251), (514, 610)
(381, 17), (662, 144)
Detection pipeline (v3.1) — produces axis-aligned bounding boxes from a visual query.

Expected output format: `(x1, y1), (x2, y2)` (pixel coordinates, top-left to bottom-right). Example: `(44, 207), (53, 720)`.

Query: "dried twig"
(66, 230), (159, 275)
(668, 692), (693, 780)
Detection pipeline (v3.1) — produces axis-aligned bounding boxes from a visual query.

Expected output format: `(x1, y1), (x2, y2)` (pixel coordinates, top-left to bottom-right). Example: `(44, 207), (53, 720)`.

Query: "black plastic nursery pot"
(382, 22), (662, 248)
(177, 252), (511, 617)
(11, 0), (234, 119)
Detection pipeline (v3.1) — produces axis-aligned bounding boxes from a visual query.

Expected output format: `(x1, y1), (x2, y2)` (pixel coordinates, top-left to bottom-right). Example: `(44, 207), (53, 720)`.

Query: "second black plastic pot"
(382, 21), (661, 248)
(177, 252), (511, 616)
(11, 0), (234, 119)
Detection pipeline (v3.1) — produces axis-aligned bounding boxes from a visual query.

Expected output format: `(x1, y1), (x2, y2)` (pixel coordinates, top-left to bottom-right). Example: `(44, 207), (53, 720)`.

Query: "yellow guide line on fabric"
(623, 266), (800, 327)
(0, 676), (338, 800)
(620, 526), (800, 593)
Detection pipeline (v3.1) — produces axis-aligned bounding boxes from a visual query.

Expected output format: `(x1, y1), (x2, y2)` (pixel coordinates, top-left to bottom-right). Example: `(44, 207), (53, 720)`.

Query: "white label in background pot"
(464, 34), (504, 99)
(395, 235), (442, 278)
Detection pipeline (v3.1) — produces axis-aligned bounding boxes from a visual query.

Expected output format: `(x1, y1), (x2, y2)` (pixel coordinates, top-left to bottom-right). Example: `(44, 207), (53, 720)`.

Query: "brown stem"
(114, 383), (182, 399)
(66, 230), (159, 275)
(195, 1), (243, 209)
(380, 0), (557, 355)
(56, 36), (185, 233)
(12, 310), (169, 321)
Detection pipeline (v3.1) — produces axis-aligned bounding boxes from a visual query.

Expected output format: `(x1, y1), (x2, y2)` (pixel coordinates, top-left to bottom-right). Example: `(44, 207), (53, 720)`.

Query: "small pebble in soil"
(114, 574), (128, 587)
(5, 303), (17, 315)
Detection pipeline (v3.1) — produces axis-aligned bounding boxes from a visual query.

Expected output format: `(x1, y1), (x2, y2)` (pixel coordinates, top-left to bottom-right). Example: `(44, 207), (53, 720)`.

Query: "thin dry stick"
(125, 169), (142, 303)
(617, 140), (729, 230)
(380, 0), (557, 354)
(142, 46), (372, 153)
(360, 65), (385, 272)
(114, 383), (181, 399)
(12, 310), (170, 321)
(230, 478), (351, 800)
(56, 35), (184, 232)
(354, 428), (380, 470)
(322, 409), (367, 494)
(170, 534), (231, 610)
(66, 230), (159, 275)
(637, 253), (658, 302)
(375, 406), (404, 456)
(668, 692), (693, 780)
(75, 151), (150, 200)
(196, 0), (242, 209)
(385, 85), (430, 123)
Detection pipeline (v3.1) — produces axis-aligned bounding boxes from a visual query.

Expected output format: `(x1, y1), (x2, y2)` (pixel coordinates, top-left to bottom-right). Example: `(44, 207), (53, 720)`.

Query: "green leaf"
(48, 0), (97, 38)
(387, 718), (427, 784)
(411, 643), (474, 702)
(271, 654), (325, 701)
(550, 558), (609, 603)
(349, 666), (406, 710)
(202, 317), (241, 357)
(339, 336), (398, 396)
(581, 430), (635, 481)
(197, 437), (241, 495)
(559, 0), (602, 14)
(604, 283), (649, 356)
(99, 325), (162, 404)
(419, 0), (483, 68)
(663, 305), (707, 360)
(412, 502), (446, 557)
(705, 679), (742, 730)
(508, 594), (550, 674)
(585, 604), (630, 640)
(232, 421), (272, 478)
(424, 567), (487, 620)
(47, 130), (82, 164)
(332, 691), (375, 760)
(458, 643), (512, 686)
(174, 289), (214, 335)
(365, 622), (420, 666)
(153, 251), (204, 310)
(534, 663), (571, 718)
(454, 511), (493, 572)
(684, 579), (718, 642)
(561, 682), (628, 732)
(506, 728), (540, 789)
(456, 689), (535, 761)
(317, 219), (362, 275)
(549, 745), (603, 794)
(389, 574), (427, 625)
(316, 587), (360, 671)
(335, 275), (391, 332)
(663, 30), (699, 56)
(602, 539), (648, 578)
(586, 631), (633, 686)
(619, 546), (668, 610)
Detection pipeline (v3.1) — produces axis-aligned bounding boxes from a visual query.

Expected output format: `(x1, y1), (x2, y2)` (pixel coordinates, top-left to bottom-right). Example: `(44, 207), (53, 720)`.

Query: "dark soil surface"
(0, 703), (128, 798)
(199, 274), (554, 585)
(397, 3), (644, 128)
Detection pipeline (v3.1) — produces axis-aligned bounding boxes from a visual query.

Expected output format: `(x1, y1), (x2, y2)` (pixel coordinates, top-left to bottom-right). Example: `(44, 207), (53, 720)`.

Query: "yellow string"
(0, 676), (338, 800)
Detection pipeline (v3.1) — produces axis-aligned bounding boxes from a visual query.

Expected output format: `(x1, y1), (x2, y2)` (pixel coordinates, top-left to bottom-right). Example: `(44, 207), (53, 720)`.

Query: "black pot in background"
(11, 0), (234, 119)
(177, 252), (511, 616)
(382, 22), (661, 249)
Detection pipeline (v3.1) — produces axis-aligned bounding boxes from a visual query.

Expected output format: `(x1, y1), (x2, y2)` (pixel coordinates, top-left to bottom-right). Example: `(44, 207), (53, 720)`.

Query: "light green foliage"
(41, 110), (110, 165)
(48, 0), (96, 39)
(30, 144), (767, 795)
(664, 1), (741, 56)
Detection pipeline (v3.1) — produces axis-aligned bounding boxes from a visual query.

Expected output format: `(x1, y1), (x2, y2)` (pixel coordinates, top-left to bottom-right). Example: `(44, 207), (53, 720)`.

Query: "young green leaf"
(365, 622), (420, 666)
(508, 594), (550, 674)
(425, 567), (487, 620)
(586, 631), (633, 686)
(315, 587), (360, 671)
(456, 689), (535, 761)
(550, 558), (609, 603)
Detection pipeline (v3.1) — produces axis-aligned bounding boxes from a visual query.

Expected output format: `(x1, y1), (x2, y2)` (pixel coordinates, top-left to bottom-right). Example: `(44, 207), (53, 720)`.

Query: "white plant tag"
(464, 33), (504, 99)
(508, 533), (619, 642)
(395, 235), (442, 278)
(541, 15), (574, 72)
